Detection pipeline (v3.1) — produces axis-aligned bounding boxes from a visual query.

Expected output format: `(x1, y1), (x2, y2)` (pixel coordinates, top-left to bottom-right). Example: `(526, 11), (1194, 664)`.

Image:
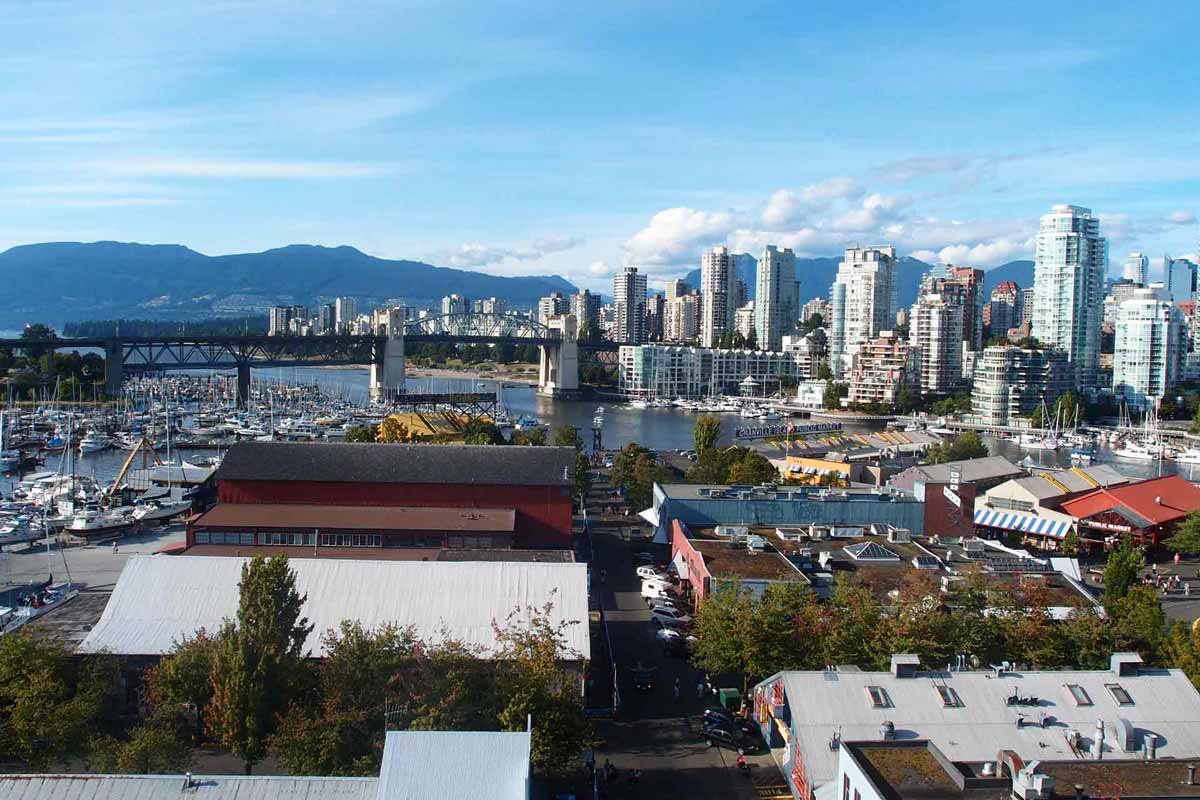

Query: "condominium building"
(734, 302), (755, 342)
(700, 246), (738, 347)
(334, 297), (358, 333)
(479, 296), (506, 316)
(664, 278), (689, 301)
(970, 345), (1070, 427)
(1020, 287), (1035, 323)
(268, 305), (309, 336)
(664, 293), (700, 343)
(845, 331), (916, 407)
(986, 281), (1021, 335)
(645, 293), (666, 341)
(613, 266), (647, 344)
(1031, 204), (1107, 386)
(1167, 255), (1198, 303)
(800, 297), (827, 324)
(1122, 251), (1148, 286)
(909, 290), (965, 394)
(618, 344), (814, 399)
(1113, 286), (1186, 408)
(829, 246), (898, 377)
(1102, 279), (1142, 326)
(945, 266), (984, 351)
(569, 289), (599, 333)
(781, 330), (828, 381)
(316, 302), (335, 335)
(537, 292), (568, 326)
(754, 244), (798, 351)
(441, 294), (468, 316)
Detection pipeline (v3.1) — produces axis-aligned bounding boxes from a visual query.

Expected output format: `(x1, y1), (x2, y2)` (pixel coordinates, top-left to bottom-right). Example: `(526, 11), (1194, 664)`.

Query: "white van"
(642, 581), (679, 605)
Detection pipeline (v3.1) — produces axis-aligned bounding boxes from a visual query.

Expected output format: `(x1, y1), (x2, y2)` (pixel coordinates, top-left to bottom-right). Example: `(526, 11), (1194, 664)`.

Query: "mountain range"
(0, 241), (578, 328)
(682, 256), (1036, 309)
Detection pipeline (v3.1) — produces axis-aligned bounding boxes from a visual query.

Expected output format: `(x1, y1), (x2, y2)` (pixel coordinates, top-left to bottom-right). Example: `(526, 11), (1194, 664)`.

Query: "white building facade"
(970, 345), (1071, 427)
(1122, 251), (1148, 286)
(1031, 204), (1107, 387)
(1113, 286), (1186, 408)
(618, 344), (811, 399)
(909, 290), (965, 394)
(755, 244), (798, 352)
(613, 266), (647, 344)
(700, 246), (739, 348)
(828, 246), (898, 377)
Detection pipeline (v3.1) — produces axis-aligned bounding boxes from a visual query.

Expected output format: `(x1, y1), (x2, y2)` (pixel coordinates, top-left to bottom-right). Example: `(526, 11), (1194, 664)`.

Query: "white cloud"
(833, 193), (905, 231)
(431, 234), (585, 268)
(922, 237), (1033, 268)
(1168, 210), (1197, 225)
(761, 177), (860, 227)
(587, 260), (614, 277)
(91, 157), (390, 179)
(622, 207), (741, 266)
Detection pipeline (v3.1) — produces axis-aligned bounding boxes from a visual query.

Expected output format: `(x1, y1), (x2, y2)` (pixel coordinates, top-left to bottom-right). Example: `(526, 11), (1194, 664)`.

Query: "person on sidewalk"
(672, 678), (681, 701)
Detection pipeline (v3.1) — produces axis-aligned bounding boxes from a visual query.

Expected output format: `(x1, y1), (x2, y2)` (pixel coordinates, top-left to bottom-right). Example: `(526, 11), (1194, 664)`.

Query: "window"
(935, 685), (962, 708)
(1065, 684), (1093, 706)
(262, 532), (316, 546)
(843, 775), (850, 800)
(320, 533), (382, 548)
(866, 686), (891, 708)
(854, 791), (860, 800)
(194, 531), (253, 545)
(1105, 683), (1134, 706)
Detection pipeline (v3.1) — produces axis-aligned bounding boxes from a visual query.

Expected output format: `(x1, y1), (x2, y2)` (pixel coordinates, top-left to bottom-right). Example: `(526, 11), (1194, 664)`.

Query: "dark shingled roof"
(215, 441), (575, 487)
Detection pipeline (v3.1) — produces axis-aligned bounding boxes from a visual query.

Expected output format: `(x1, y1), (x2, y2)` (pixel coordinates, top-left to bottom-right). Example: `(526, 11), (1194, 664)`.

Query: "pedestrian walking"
(1186, 581), (1192, 596)
(696, 677), (705, 699)
(112, 541), (118, 554)
(599, 569), (607, 584)
(629, 769), (641, 787)
(1175, 552), (1182, 567)
(672, 678), (681, 701)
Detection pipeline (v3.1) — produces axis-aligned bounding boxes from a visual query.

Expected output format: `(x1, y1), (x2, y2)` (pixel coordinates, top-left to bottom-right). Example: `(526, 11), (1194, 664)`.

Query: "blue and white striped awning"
(973, 507), (1071, 539)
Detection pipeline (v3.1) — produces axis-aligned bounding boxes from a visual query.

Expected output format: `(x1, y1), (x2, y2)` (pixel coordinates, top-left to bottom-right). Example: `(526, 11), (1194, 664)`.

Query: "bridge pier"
(370, 308), (406, 402)
(537, 314), (581, 399)
(237, 364), (252, 408)
(104, 340), (123, 398)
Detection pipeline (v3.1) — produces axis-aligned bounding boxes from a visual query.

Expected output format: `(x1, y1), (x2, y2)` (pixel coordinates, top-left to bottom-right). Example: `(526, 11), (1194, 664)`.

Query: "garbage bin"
(718, 688), (741, 711)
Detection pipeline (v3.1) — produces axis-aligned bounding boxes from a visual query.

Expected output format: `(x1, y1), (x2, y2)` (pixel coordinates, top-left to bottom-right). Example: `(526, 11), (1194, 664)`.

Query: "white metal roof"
(768, 663), (1200, 795)
(376, 730), (530, 800)
(79, 555), (590, 659)
(0, 775), (376, 800)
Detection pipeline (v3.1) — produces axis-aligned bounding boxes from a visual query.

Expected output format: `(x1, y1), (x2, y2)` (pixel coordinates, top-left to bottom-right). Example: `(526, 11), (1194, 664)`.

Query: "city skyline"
(1, 2), (1198, 294)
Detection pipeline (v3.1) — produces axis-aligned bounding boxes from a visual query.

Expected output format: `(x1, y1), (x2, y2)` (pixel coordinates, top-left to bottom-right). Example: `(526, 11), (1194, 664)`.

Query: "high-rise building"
(645, 292), (666, 342)
(613, 266), (647, 344)
(665, 279), (688, 302)
(754, 245), (797, 351)
(569, 290), (600, 334)
(1019, 287), (1035, 324)
(970, 345), (1070, 428)
(910, 290), (965, 394)
(734, 302), (756, 344)
(700, 246), (738, 348)
(334, 297), (358, 333)
(441, 294), (467, 316)
(537, 292), (568, 326)
(846, 331), (916, 407)
(317, 302), (335, 335)
(268, 305), (309, 336)
(664, 293), (699, 343)
(1166, 255), (1198, 303)
(1102, 280), (1141, 326)
(1122, 252), (1148, 286)
(945, 266), (984, 351)
(1031, 204), (1107, 386)
(986, 281), (1021, 336)
(479, 297), (506, 315)
(800, 297), (827, 325)
(1113, 285), (1186, 408)
(828, 246), (898, 377)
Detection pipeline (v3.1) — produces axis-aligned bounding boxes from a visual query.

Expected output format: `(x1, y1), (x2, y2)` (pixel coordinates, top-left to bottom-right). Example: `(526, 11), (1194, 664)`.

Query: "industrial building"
(184, 441), (576, 555)
(755, 653), (1200, 800)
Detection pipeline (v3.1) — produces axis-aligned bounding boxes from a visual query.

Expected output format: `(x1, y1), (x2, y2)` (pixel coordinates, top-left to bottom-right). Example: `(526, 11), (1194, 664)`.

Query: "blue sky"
(1, 0), (1198, 292)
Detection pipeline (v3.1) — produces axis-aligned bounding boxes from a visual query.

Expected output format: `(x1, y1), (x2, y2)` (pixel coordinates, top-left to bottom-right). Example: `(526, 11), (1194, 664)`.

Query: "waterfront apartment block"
(755, 244), (798, 351)
(1112, 285), (1186, 408)
(909, 289), (965, 394)
(618, 343), (817, 399)
(700, 245), (739, 348)
(613, 265), (647, 343)
(845, 331), (915, 407)
(828, 245), (898, 377)
(969, 345), (1069, 427)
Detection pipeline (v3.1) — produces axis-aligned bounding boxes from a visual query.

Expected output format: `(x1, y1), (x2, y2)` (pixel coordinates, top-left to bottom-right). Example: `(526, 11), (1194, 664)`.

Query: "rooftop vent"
(879, 720), (895, 740)
(1110, 652), (1144, 677)
(890, 653), (921, 678)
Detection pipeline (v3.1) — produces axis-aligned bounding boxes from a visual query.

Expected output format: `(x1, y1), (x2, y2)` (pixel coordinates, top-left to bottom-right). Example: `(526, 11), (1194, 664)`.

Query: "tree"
(693, 415), (721, 454)
(925, 431), (988, 464)
(492, 602), (595, 778)
(727, 451), (778, 485)
(461, 418), (505, 445)
(801, 313), (824, 332)
(88, 720), (192, 774)
(628, 454), (671, 509)
(146, 630), (219, 742)
(377, 416), (411, 443)
(1162, 621), (1200, 690)
(823, 380), (847, 410)
(1165, 511), (1200, 555)
(1060, 528), (1081, 558)
(816, 362), (833, 381)
(610, 442), (652, 493)
(554, 426), (592, 503)
(345, 425), (377, 443)
(553, 426), (585, 450)
(511, 428), (546, 446)
(1102, 536), (1144, 613)
(209, 556), (314, 773)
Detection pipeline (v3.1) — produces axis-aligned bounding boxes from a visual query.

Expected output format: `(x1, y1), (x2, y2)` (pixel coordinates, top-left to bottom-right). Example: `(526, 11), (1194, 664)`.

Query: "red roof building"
(1059, 474), (1200, 547)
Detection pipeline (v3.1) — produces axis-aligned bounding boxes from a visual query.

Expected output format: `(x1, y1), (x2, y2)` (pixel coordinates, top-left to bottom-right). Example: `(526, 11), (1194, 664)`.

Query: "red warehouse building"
(1059, 474), (1200, 548)
(184, 441), (576, 558)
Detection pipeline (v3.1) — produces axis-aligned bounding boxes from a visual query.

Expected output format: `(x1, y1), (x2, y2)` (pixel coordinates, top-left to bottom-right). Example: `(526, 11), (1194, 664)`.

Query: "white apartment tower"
(1122, 252), (1148, 286)
(910, 290), (965, 394)
(1113, 286), (1186, 408)
(755, 245), (797, 352)
(334, 297), (358, 332)
(1031, 204), (1107, 387)
(613, 266), (647, 344)
(700, 246), (738, 348)
(828, 246), (898, 377)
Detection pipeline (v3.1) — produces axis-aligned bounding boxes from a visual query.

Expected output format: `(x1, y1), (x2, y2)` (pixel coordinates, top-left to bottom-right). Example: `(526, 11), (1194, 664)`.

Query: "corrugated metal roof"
(1061, 475), (1200, 525)
(0, 775), (376, 800)
(973, 507), (1071, 539)
(770, 665), (1200, 795)
(216, 442), (574, 487)
(376, 731), (529, 800)
(193, 504), (515, 532)
(79, 556), (589, 659)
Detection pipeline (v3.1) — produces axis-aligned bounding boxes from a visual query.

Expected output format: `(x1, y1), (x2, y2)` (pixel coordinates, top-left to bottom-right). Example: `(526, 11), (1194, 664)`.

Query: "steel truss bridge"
(0, 312), (624, 404)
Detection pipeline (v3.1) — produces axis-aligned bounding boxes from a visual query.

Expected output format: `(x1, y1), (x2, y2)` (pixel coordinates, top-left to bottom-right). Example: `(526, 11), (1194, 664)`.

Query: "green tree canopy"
(344, 425), (377, 443)
(925, 430), (988, 464)
(1102, 536), (1145, 614)
(693, 415), (721, 453)
(1165, 511), (1200, 555)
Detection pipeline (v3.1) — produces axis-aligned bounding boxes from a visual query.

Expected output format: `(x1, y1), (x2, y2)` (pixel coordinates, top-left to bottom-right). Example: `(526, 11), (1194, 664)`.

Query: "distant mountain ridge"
(682, 255), (1036, 309)
(0, 241), (578, 327)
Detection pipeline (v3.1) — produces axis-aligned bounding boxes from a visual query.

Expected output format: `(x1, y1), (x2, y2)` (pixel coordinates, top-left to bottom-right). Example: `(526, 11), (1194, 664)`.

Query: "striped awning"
(973, 507), (1071, 539)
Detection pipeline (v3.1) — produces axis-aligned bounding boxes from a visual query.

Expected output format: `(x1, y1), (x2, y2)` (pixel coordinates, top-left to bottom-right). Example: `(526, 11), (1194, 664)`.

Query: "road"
(585, 474), (778, 800)
(2, 525), (186, 591)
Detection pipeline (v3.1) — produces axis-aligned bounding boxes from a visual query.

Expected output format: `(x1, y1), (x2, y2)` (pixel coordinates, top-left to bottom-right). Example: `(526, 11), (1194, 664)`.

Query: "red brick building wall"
(217, 479), (573, 548)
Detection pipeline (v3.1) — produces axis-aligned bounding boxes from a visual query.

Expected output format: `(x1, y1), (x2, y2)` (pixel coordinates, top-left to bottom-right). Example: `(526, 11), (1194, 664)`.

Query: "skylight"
(1105, 683), (1134, 706)
(867, 685), (891, 708)
(935, 685), (962, 708)
(1065, 684), (1092, 706)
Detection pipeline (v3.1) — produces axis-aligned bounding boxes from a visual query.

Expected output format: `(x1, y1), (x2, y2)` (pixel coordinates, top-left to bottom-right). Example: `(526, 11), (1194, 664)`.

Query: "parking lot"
(587, 475), (778, 799)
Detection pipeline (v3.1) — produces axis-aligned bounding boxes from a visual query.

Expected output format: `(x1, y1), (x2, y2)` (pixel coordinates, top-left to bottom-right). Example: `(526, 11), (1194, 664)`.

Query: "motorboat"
(0, 449), (18, 472)
(1171, 448), (1200, 465)
(1110, 440), (1162, 461)
(1, 582), (81, 635)
(65, 507), (138, 539)
(131, 497), (193, 524)
(77, 432), (110, 454)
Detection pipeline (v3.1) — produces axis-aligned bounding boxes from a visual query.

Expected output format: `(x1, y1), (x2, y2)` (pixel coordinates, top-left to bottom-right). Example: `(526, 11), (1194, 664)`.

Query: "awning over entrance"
(973, 507), (1071, 540)
(638, 507), (659, 527)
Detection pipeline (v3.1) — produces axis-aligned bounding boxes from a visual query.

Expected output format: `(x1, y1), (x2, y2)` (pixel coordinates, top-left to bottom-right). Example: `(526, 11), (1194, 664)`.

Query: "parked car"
(661, 635), (693, 659)
(649, 607), (693, 628)
(703, 707), (759, 737)
(641, 575), (674, 591)
(703, 721), (759, 754)
(641, 582), (680, 605)
(648, 598), (681, 613)
(636, 565), (666, 581)
(631, 660), (658, 692)
(633, 551), (656, 564)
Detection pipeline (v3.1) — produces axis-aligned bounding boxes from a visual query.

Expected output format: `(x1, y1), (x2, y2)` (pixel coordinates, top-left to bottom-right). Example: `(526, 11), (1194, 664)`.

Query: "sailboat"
(0, 411), (19, 472)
